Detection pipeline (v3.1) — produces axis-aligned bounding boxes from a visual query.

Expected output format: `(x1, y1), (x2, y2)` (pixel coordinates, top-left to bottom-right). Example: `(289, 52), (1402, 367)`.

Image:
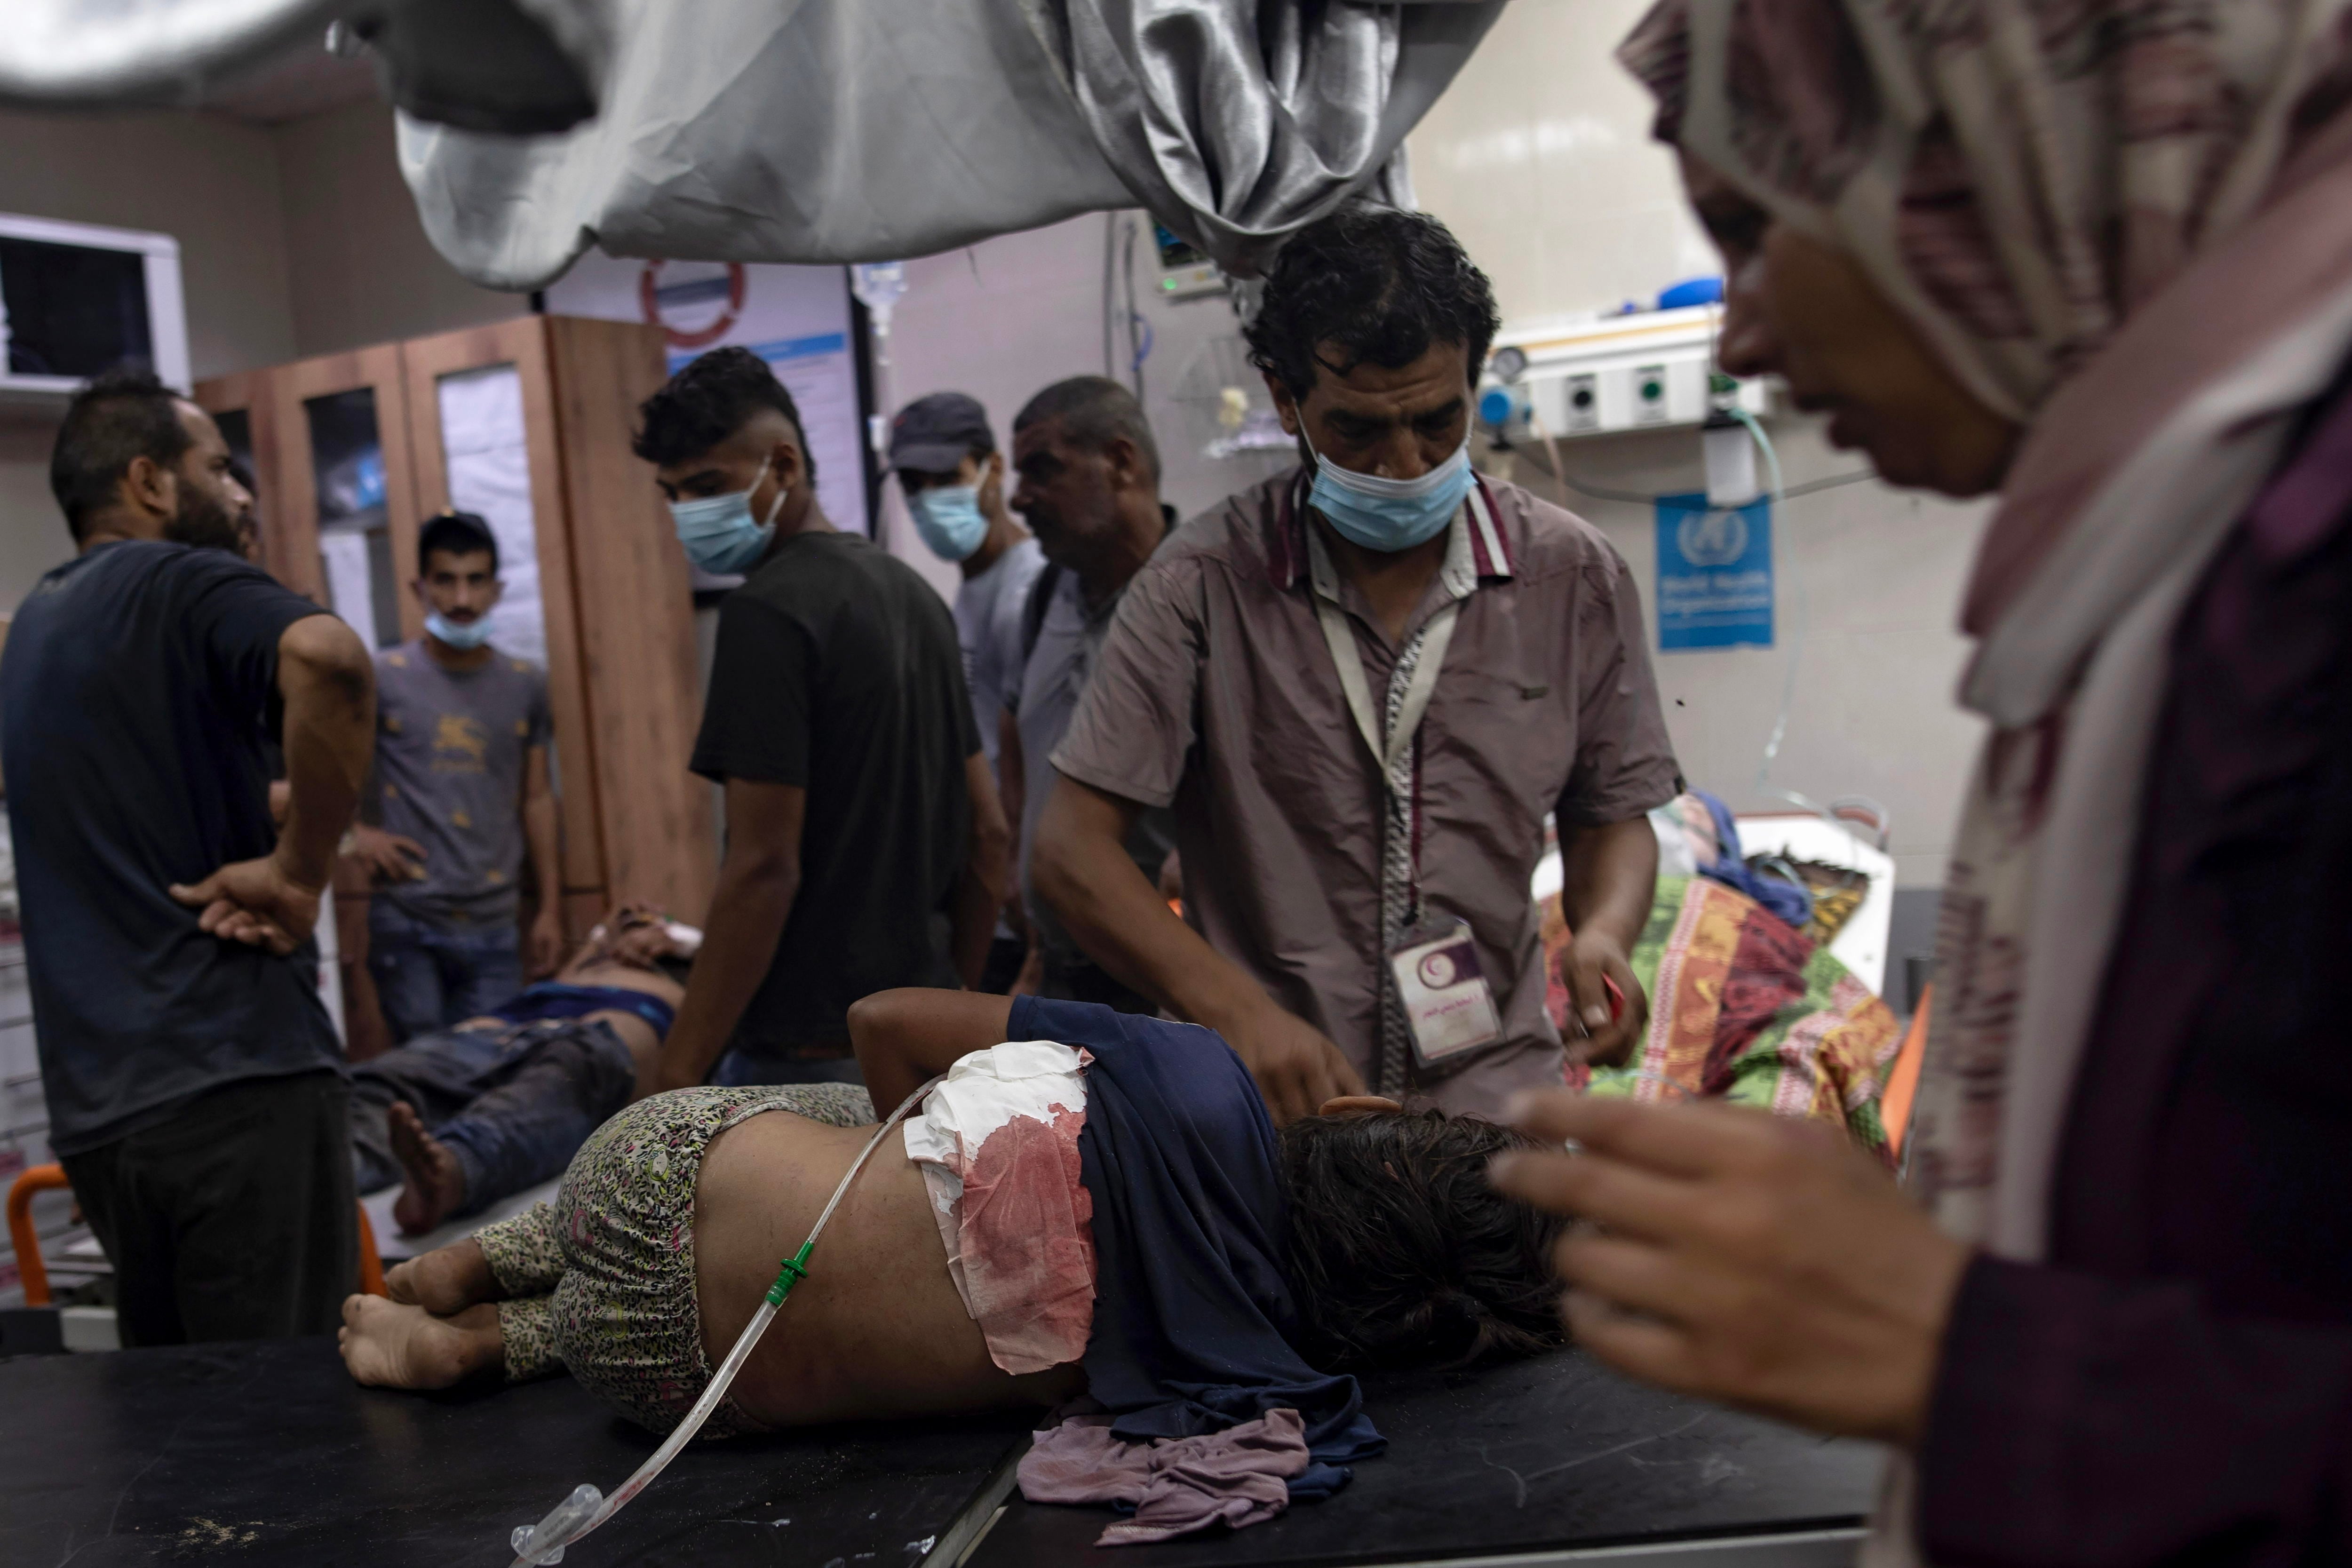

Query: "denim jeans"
(348, 1017), (635, 1215)
(367, 900), (524, 1044)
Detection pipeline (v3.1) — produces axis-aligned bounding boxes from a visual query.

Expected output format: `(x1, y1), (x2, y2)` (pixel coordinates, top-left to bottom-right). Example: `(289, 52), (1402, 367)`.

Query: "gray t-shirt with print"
(956, 535), (1046, 768)
(370, 640), (551, 923)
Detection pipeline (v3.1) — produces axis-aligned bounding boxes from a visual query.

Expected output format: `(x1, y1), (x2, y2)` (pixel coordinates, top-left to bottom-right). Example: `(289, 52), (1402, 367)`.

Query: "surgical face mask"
(668, 456), (787, 575)
(906, 479), (988, 562)
(1305, 434), (1475, 553)
(425, 610), (493, 650)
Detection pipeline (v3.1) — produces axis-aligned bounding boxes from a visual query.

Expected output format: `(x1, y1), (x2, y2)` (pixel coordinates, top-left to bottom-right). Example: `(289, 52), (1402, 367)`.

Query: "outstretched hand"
(1488, 1090), (1968, 1448)
(1224, 1000), (1366, 1124)
(170, 853), (324, 956)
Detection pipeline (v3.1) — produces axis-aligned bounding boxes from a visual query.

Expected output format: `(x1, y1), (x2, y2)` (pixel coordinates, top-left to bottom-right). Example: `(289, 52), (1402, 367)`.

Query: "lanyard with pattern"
(1293, 474), (1503, 1089)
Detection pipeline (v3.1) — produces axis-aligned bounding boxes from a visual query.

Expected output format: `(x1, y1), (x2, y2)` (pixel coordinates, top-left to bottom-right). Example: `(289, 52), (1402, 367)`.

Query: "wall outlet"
(1561, 372), (1599, 433)
(1632, 364), (1670, 425)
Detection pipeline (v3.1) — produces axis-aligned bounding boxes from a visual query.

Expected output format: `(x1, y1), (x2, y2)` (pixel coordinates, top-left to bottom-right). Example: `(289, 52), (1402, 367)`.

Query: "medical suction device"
(505, 1076), (942, 1566)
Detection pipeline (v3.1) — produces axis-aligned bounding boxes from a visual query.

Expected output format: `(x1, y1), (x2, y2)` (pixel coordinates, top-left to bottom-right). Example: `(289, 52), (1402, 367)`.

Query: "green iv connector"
(765, 1240), (816, 1306)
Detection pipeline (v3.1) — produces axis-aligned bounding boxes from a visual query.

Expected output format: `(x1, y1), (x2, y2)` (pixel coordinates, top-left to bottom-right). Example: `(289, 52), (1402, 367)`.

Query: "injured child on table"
(349, 907), (692, 1235)
(341, 992), (1567, 1540)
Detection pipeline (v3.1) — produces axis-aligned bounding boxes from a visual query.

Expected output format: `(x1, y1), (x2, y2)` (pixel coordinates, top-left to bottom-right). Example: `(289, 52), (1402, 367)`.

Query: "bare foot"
(339, 1294), (502, 1389)
(388, 1101), (468, 1236)
(385, 1238), (497, 1317)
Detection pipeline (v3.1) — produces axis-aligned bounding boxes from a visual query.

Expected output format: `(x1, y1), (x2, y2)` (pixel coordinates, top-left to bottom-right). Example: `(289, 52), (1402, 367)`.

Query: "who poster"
(1654, 493), (1773, 651)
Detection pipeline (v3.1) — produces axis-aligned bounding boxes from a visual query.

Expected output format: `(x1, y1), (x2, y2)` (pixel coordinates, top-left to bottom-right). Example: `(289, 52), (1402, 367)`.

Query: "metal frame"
(0, 211), (190, 397)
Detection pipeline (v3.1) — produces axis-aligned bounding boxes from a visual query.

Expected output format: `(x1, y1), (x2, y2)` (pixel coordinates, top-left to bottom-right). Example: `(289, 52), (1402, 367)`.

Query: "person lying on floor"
(340, 992), (1565, 1532)
(350, 905), (695, 1236)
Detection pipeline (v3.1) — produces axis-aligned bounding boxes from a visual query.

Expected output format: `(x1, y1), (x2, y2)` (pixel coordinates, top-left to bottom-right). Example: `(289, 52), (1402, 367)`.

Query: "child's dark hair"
(1279, 1109), (1568, 1371)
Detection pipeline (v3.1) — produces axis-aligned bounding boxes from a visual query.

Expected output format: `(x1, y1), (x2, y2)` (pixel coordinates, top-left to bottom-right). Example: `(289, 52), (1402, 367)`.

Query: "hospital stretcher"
(0, 1334), (1877, 1568)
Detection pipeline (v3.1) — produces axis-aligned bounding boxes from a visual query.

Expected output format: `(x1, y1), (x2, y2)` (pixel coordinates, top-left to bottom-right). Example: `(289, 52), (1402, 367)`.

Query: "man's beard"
(163, 486), (247, 554)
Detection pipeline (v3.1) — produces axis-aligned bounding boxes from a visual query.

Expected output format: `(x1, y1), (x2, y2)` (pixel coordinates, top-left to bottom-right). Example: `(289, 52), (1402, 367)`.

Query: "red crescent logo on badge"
(639, 261), (747, 350)
(1417, 950), (1460, 990)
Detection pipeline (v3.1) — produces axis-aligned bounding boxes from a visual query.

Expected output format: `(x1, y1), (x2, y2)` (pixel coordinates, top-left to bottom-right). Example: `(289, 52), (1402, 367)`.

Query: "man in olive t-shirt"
(347, 512), (560, 1043)
(631, 348), (1010, 1091)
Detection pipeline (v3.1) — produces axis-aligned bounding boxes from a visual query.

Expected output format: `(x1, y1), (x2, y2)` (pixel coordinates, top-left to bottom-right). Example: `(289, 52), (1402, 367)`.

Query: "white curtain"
(3, 0), (1504, 287)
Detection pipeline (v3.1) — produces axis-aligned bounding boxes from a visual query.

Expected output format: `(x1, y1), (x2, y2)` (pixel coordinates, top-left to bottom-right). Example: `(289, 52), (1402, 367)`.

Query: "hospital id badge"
(1389, 919), (1503, 1067)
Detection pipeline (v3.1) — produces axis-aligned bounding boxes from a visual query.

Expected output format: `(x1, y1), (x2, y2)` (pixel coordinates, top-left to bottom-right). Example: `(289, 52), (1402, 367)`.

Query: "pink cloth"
(905, 1042), (1097, 1375)
(1018, 1405), (1312, 1545)
(949, 1104), (1094, 1370)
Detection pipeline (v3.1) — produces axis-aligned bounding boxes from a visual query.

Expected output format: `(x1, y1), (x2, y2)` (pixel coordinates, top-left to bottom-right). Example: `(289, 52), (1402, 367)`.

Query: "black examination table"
(0, 1339), (1878, 1568)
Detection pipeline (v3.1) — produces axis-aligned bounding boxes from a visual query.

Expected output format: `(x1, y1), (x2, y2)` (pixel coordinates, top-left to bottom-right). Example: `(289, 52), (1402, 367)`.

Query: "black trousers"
(60, 1069), (358, 1346)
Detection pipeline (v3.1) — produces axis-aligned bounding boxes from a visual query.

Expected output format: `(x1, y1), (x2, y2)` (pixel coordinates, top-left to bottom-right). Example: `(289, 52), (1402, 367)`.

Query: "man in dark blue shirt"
(1, 368), (376, 1345)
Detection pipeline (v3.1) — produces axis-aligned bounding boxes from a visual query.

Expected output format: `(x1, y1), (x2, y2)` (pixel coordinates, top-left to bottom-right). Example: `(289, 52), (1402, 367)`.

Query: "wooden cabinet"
(194, 314), (715, 939)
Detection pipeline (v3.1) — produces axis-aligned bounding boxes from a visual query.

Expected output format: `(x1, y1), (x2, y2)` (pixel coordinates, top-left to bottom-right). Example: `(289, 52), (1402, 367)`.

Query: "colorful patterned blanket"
(1544, 876), (1902, 1158)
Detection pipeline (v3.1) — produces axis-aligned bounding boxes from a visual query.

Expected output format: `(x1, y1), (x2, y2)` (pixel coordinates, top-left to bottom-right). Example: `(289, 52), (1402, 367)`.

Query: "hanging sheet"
(2, 0), (1504, 288)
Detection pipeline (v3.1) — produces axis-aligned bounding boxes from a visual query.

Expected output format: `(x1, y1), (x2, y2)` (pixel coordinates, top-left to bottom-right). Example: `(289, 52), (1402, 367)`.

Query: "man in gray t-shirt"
(348, 513), (559, 1042)
(890, 391), (1045, 991)
(1001, 377), (1175, 1011)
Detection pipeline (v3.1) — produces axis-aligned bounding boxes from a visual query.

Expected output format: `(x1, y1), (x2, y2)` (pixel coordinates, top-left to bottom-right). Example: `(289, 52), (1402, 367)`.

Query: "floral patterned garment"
(473, 1081), (875, 1436)
(1546, 875), (1903, 1158)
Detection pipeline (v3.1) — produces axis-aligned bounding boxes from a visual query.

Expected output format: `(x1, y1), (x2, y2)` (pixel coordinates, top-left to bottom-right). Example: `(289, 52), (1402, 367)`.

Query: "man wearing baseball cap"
(890, 393), (1044, 991)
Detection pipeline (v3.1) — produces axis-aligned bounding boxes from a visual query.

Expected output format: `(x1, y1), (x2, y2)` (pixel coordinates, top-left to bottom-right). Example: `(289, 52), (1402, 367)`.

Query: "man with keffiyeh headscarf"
(1492, 0), (2352, 1563)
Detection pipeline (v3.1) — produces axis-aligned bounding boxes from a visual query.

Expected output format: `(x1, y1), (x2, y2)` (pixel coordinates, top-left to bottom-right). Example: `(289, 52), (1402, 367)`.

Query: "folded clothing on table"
(1022, 1403), (1310, 1545)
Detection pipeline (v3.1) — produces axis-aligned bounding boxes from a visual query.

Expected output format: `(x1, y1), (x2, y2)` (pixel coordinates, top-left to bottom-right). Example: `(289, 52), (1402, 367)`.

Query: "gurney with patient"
(342, 989), (1566, 1550)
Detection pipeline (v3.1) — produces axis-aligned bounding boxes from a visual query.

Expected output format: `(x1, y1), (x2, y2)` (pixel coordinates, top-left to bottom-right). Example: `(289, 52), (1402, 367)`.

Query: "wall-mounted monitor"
(1152, 223), (1224, 301)
(0, 214), (189, 400)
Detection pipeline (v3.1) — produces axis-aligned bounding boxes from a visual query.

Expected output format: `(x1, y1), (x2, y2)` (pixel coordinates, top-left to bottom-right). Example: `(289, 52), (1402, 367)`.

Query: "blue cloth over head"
(1006, 996), (1385, 1502)
(484, 981), (676, 1039)
(1691, 790), (1813, 931)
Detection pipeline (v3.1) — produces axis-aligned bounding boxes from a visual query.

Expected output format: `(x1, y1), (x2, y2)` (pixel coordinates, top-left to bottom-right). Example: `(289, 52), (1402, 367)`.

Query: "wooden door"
(265, 344), (426, 648)
(540, 315), (716, 929)
(188, 368), (298, 592)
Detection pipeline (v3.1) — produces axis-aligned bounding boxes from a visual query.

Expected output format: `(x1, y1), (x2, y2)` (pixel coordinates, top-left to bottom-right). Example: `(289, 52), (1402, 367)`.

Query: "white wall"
(0, 101), (530, 615)
(1482, 424), (1986, 890)
(0, 421), (67, 607)
(0, 107), (305, 606)
(272, 101), (524, 359)
(1404, 0), (1989, 886)
(0, 108), (300, 381)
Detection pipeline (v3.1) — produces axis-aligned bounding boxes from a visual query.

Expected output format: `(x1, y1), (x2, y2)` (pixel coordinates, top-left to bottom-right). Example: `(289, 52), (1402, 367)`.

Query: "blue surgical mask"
(906, 481), (989, 562)
(669, 456), (787, 575)
(425, 611), (493, 650)
(1305, 436), (1475, 552)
